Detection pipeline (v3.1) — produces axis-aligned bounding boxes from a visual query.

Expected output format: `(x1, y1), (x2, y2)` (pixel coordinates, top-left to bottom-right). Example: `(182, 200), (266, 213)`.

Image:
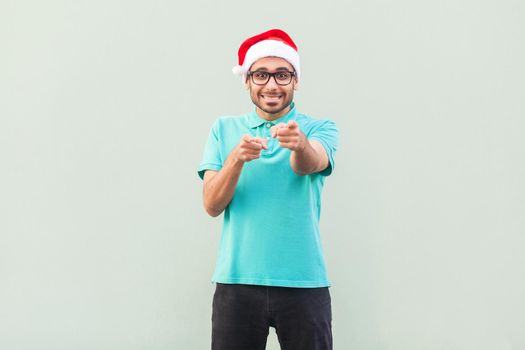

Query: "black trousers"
(212, 283), (332, 350)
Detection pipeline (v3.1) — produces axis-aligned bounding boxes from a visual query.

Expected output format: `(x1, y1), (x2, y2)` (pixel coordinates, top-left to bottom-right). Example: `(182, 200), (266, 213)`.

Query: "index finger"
(270, 123), (287, 137)
(287, 120), (298, 129)
(251, 137), (268, 150)
(241, 134), (253, 143)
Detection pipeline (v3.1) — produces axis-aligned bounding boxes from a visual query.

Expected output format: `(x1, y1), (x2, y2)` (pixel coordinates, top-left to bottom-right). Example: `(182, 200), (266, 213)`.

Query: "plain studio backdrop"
(1, 0), (524, 349)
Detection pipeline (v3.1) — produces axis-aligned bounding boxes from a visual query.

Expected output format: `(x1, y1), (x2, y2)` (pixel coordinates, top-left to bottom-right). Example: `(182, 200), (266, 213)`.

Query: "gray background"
(1, 0), (524, 349)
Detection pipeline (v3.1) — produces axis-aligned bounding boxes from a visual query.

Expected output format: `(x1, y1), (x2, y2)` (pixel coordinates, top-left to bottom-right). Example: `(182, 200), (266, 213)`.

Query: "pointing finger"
(270, 123), (287, 138)
(241, 134), (252, 143)
(247, 139), (263, 150)
(251, 137), (268, 150)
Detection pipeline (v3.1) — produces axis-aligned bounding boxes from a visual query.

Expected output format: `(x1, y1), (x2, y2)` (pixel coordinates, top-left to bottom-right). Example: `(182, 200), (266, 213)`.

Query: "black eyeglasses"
(247, 70), (296, 86)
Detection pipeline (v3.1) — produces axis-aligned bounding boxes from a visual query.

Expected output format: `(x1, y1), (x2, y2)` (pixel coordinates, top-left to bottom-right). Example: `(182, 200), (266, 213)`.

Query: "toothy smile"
(261, 94), (283, 101)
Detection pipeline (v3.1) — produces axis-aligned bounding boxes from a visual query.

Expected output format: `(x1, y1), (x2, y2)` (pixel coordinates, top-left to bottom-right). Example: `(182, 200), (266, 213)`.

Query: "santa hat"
(232, 29), (300, 81)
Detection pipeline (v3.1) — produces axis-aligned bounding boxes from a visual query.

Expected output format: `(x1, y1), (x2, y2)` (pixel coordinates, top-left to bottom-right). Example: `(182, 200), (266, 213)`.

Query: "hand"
(270, 120), (306, 152)
(234, 134), (268, 162)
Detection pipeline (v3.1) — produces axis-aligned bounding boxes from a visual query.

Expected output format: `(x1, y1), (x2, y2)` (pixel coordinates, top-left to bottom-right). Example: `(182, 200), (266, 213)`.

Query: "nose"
(265, 75), (279, 89)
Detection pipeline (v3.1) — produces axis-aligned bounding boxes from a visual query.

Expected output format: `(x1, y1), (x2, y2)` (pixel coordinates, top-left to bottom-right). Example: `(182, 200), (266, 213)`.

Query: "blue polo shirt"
(198, 103), (338, 288)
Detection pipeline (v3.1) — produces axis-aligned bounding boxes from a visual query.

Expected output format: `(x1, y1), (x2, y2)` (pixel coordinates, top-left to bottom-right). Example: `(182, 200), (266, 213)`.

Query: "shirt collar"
(247, 102), (297, 128)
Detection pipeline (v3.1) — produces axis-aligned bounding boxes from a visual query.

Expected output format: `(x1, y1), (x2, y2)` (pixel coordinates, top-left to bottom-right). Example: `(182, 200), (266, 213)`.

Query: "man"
(198, 29), (339, 350)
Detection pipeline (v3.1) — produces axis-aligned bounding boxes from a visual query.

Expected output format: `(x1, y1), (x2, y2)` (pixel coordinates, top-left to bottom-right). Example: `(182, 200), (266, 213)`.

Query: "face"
(245, 57), (298, 121)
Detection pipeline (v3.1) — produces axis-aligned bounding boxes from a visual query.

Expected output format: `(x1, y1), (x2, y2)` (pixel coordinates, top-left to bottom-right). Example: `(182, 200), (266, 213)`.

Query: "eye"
(253, 72), (269, 79)
(276, 72), (291, 80)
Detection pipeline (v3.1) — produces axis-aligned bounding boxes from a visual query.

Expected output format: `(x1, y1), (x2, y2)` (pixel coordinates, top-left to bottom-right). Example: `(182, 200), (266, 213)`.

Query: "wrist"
(231, 148), (247, 165)
(294, 134), (308, 153)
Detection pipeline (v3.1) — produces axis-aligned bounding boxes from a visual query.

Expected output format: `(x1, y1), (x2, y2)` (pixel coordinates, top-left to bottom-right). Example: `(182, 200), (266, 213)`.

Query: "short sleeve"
(308, 120), (339, 176)
(197, 119), (223, 180)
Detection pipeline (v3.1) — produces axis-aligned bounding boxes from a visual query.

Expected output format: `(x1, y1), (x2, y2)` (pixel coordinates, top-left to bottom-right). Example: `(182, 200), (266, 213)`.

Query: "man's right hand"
(233, 134), (268, 162)
(203, 134), (268, 217)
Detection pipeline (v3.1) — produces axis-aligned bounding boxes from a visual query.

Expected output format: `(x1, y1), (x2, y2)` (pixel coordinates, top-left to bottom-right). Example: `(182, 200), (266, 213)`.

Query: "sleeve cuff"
(197, 163), (222, 180)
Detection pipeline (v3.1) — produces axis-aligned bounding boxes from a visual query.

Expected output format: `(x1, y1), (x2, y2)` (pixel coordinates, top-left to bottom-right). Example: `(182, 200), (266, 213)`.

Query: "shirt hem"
(211, 277), (331, 288)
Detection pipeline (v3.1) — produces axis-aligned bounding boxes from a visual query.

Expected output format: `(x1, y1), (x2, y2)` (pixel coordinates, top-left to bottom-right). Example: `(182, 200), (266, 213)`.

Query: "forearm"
(203, 152), (244, 217)
(271, 121), (328, 176)
(290, 139), (327, 176)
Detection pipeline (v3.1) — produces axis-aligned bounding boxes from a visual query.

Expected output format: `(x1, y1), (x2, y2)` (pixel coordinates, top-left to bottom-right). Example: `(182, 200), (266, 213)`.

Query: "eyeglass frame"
(246, 70), (297, 86)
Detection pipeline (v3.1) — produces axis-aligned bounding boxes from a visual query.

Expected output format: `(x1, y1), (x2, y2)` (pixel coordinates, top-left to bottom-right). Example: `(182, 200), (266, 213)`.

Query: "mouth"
(260, 94), (283, 103)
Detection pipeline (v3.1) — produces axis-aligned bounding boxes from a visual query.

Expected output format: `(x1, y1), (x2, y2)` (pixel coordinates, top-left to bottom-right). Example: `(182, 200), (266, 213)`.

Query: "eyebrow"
(252, 66), (293, 72)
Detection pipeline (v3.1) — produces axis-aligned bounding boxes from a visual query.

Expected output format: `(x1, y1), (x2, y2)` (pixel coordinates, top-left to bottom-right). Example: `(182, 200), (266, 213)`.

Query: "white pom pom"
(232, 65), (244, 76)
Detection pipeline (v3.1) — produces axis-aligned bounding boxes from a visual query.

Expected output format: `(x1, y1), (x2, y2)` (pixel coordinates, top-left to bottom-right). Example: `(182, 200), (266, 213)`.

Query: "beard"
(249, 89), (294, 119)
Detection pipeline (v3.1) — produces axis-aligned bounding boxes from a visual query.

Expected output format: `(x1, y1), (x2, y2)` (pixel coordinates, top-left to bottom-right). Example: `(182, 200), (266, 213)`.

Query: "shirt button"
(266, 123), (272, 128)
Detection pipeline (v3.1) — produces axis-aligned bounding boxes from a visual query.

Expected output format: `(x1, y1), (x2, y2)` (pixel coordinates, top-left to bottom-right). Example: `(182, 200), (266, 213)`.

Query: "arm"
(290, 139), (328, 176)
(202, 135), (267, 217)
(271, 121), (329, 176)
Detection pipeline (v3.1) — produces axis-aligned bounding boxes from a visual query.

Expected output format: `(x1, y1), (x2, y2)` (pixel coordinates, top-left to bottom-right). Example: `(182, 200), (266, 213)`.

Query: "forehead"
(250, 56), (294, 71)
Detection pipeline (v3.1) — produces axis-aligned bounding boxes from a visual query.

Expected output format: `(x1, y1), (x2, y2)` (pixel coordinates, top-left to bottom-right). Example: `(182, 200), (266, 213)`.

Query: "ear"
(293, 80), (299, 91)
(244, 76), (250, 90)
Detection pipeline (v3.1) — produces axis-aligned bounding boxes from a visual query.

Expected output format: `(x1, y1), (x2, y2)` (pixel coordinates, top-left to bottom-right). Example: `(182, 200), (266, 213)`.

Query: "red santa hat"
(232, 29), (300, 81)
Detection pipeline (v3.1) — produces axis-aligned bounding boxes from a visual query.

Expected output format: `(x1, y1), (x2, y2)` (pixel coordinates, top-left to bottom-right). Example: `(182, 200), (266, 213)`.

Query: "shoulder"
(294, 112), (338, 136)
(210, 113), (251, 131)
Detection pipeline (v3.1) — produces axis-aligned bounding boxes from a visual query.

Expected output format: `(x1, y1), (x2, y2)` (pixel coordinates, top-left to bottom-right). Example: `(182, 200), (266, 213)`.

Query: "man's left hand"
(270, 121), (307, 152)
